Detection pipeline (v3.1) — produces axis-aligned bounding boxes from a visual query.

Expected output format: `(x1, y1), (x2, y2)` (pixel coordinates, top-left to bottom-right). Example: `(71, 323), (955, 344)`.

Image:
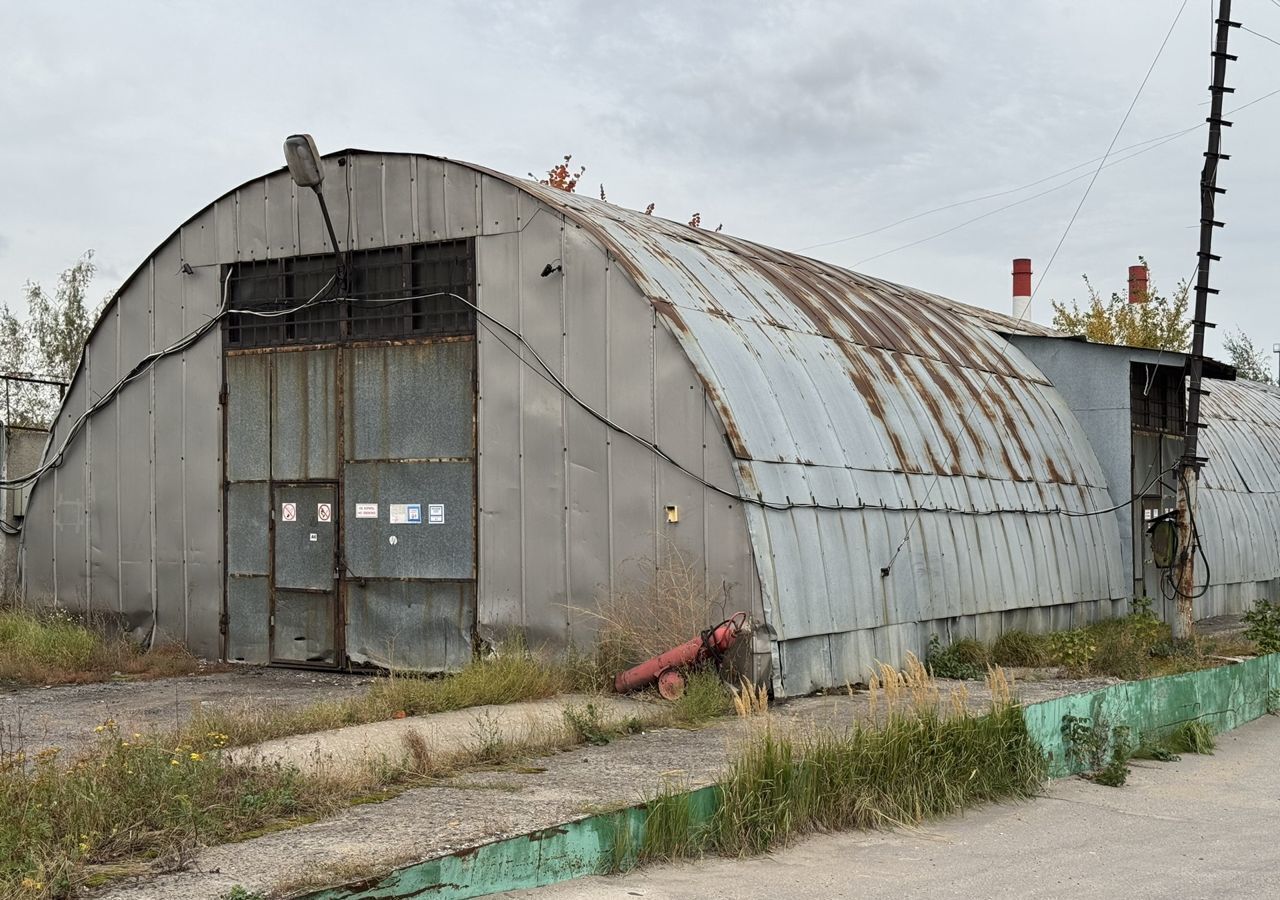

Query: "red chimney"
(1128, 264), (1149, 304)
(1012, 258), (1032, 320)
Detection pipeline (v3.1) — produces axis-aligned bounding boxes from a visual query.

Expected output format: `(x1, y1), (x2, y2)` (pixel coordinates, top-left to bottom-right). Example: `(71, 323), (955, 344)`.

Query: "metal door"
(271, 482), (338, 664)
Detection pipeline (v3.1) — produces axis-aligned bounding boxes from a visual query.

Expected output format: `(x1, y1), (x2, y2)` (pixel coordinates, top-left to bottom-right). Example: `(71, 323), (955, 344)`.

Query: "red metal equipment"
(613, 612), (749, 699)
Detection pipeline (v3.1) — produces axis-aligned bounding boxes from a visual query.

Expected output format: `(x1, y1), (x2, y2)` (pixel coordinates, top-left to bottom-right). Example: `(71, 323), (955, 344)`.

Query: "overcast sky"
(3, 0), (1278, 361)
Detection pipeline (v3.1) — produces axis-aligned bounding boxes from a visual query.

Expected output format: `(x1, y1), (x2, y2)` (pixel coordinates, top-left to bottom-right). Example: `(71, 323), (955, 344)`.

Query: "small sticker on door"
(355, 503), (378, 519)
(317, 503), (332, 523)
(389, 503), (416, 524)
(428, 503), (445, 524)
(309, 532), (318, 542)
(406, 503), (422, 524)
(281, 502), (297, 522)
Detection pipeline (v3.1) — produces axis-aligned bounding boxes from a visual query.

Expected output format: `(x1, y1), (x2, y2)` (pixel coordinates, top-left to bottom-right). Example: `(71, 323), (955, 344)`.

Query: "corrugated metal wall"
(19, 152), (761, 661)
(514, 188), (1129, 694)
(1198, 378), (1280, 616)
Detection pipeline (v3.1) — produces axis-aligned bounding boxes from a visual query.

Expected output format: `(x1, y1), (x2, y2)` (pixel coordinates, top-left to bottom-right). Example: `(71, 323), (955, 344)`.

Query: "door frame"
(268, 479), (341, 668)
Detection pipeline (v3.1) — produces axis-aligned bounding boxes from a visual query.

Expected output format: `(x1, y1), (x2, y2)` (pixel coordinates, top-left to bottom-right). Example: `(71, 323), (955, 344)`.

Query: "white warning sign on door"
(355, 503), (378, 519)
(281, 502), (297, 522)
(317, 502), (332, 523)
(428, 503), (445, 524)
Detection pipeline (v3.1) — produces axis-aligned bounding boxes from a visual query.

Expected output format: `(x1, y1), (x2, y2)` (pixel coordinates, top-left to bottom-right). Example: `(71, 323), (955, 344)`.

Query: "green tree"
(1050, 260), (1190, 351)
(0, 251), (98, 427)
(1221, 328), (1275, 384)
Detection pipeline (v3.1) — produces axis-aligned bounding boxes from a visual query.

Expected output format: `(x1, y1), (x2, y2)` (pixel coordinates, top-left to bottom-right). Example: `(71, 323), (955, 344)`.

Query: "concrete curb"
(1022, 653), (1280, 776)
(299, 657), (1280, 900)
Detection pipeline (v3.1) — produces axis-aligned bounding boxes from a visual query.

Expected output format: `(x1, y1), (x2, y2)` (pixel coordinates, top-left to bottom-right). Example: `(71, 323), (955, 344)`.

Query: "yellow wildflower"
(20, 877), (44, 891)
(170, 759), (180, 766)
(189, 752), (203, 762)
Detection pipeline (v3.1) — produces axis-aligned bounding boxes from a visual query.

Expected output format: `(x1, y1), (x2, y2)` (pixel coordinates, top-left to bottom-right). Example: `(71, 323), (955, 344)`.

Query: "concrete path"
(88, 674), (1110, 899)
(224, 694), (662, 775)
(514, 713), (1280, 900)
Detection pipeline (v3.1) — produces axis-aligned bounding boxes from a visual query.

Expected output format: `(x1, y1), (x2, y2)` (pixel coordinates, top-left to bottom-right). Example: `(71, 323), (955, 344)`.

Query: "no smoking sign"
(317, 503), (332, 523)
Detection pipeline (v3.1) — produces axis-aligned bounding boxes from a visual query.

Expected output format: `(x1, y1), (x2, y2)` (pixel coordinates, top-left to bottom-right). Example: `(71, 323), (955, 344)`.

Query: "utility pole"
(1173, 0), (1238, 639)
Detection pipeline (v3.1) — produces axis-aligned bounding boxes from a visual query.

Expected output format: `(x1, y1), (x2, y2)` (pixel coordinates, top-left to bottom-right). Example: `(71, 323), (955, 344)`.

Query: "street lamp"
(283, 134), (344, 288)
(1273, 342), (1280, 384)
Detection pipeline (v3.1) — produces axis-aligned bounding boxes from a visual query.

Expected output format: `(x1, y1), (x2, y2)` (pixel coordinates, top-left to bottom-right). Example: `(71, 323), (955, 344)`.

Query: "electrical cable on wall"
(6, 283), (1175, 528)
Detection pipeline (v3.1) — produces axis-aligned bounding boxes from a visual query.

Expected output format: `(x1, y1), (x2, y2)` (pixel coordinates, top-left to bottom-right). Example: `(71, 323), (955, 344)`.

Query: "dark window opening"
(224, 240), (475, 348)
(1130, 363), (1186, 435)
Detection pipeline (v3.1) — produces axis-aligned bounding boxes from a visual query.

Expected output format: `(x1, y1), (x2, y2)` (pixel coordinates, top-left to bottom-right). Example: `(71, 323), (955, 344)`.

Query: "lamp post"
(1273, 342), (1279, 384)
(283, 134), (345, 290)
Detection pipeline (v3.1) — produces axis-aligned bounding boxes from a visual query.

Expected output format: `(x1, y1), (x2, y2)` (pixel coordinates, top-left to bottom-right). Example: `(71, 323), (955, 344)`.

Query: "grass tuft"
(990, 630), (1050, 668)
(0, 608), (202, 685)
(671, 671), (732, 725)
(174, 640), (576, 752)
(1166, 720), (1216, 755)
(627, 662), (1046, 865)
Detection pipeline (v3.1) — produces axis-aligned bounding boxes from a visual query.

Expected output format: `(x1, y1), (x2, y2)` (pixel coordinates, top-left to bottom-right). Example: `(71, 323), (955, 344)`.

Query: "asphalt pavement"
(510, 713), (1280, 900)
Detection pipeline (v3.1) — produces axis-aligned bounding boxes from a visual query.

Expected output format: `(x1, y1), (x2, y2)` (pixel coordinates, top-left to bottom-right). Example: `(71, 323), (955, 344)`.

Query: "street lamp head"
(1273, 343), (1280, 354)
(283, 134), (325, 189)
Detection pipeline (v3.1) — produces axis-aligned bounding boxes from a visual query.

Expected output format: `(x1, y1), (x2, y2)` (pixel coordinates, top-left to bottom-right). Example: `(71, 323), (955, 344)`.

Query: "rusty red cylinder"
(1128, 264), (1149, 304)
(613, 614), (747, 694)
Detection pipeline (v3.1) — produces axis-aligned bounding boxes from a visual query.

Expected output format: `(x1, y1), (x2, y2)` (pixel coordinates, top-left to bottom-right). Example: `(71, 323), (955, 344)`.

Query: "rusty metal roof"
(516, 183), (1127, 692)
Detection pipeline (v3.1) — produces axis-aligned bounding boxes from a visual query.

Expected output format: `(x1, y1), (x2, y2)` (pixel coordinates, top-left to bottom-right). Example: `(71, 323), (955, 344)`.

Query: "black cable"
(1241, 24), (1280, 48)
(880, 0), (1190, 574)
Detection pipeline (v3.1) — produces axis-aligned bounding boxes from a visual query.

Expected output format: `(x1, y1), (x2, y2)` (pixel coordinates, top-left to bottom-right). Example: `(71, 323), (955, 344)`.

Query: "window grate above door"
(224, 239), (475, 349)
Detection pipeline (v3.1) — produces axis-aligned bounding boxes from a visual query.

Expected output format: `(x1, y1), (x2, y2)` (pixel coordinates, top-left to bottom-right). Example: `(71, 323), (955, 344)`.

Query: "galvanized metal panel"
(345, 342), (474, 461)
(476, 231), (525, 632)
(344, 460), (475, 579)
(236, 182), (269, 261)
(273, 590), (336, 664)
(271, 349), (337, 481)
(226, 354), (271, 481)
(351, 154), (386, 250)
(226, 482), (269, 575)
(346, 580), (475, 672)
(226, 576), (269, 663)
(264, 173), (298, 258)
(382, 154), (416, 244)
(182, 329), (224, 658)
(481, 176), (521, 236)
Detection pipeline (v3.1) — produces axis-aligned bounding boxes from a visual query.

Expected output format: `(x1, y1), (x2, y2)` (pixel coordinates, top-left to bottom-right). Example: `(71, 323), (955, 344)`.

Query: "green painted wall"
(306, 658), (1279, 899)
(1023, 656), (1280, 776)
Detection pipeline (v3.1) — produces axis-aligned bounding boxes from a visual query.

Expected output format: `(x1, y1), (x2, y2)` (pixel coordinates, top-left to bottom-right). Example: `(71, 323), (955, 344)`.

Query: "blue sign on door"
(406, 503), (422, 524)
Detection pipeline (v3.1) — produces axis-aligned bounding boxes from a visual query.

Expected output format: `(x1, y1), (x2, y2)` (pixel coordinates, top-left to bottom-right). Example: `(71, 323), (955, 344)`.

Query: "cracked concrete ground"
(0, 667), (376, 756)
(80, 672), (1113, 900)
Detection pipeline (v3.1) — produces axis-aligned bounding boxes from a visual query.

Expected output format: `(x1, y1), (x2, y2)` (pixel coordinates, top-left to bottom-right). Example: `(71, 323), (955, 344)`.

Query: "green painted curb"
(1023, 654), (1280, 776)
(303, 656), (1280, 899)
(303, 786), (721, 900)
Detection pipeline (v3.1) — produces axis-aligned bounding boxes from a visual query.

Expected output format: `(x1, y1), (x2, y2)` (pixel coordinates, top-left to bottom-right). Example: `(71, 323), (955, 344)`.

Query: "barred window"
(224, 239), (474, 348)
(1130, 363), (1185, 435)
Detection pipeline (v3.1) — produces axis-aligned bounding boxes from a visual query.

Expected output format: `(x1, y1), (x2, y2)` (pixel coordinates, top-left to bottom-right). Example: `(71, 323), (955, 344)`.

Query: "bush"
(926, 635), (988, 680)
(1243, 600), (1280, 654)
(990, 630), (1049, 667)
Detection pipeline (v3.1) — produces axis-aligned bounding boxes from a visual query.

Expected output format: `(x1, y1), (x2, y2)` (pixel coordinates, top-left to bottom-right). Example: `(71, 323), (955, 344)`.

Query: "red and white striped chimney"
(1128, 264), (1149, 304)
(1012, 258), (1032, 320)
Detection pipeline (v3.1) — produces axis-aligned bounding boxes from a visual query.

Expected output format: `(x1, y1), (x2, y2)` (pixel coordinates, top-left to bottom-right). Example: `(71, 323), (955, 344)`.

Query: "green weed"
(0, 608), (201, 686)
(990, 630), (1049, 667)
(926, 635), (988, 680)
(671, 671), (732, 725)
(563, 703), (612, 746)
(1243, 600), (1280, 654)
